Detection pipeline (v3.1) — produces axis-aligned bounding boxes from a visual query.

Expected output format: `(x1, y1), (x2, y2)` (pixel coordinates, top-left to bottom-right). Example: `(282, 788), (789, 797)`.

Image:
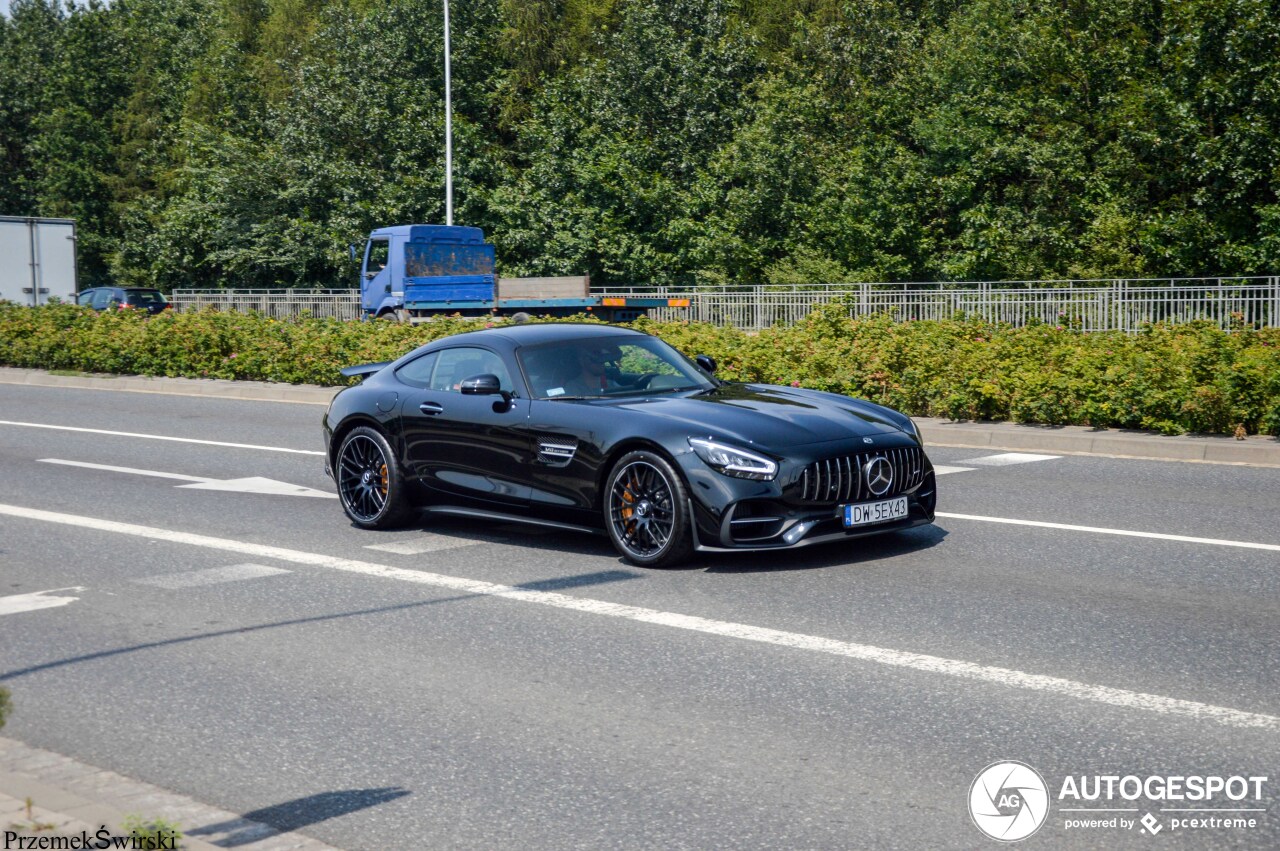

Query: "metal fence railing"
(596, 278), (1280, 331)
(171, 277), (1280, 332)
(172, 288), (363, 321)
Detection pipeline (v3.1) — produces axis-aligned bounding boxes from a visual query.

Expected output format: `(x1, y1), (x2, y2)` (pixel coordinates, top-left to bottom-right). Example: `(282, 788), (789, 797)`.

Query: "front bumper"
(679, 440), (937, 551)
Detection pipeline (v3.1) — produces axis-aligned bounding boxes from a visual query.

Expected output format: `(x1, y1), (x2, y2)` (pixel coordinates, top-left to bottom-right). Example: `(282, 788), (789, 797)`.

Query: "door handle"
(419, 401), (444, 415)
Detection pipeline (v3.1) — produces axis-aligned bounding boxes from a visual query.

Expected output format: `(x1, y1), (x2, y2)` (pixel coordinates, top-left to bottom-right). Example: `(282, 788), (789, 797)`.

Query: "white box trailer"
(0, 216), (77, 306)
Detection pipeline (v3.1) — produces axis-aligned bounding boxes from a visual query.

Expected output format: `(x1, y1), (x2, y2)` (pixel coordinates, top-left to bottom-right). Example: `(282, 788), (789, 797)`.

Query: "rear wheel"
(336, 426), (414, 529)
(604, 450), (693, 567)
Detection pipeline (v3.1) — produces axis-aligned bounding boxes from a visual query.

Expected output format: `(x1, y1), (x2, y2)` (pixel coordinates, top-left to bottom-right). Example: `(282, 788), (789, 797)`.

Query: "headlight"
(688, 438), (778, 481)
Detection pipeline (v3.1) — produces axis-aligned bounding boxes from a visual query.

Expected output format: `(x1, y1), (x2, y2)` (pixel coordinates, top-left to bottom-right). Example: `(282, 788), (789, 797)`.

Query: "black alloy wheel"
(604, 450), (693, 567)
(336, 426), (413, 529)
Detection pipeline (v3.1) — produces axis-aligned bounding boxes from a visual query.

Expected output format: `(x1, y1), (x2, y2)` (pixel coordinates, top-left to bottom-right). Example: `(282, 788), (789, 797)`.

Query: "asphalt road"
(0, 382), (1277, 849)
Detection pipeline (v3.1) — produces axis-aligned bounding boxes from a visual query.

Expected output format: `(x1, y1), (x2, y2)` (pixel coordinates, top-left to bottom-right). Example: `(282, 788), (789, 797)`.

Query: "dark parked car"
(76, 287), (170, 314)
(323, 324), (936, 567)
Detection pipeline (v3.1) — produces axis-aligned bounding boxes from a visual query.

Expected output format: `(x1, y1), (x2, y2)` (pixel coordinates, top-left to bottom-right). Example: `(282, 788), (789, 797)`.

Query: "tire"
(604, 450), (694, 568)
(335, 426), (414, 529)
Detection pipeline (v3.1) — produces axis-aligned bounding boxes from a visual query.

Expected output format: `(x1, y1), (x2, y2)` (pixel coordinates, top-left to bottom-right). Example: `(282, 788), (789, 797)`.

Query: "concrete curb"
(917, 418), (1280, 467)
(0, 737), (341, 850)
(4, 366), (1279, 467)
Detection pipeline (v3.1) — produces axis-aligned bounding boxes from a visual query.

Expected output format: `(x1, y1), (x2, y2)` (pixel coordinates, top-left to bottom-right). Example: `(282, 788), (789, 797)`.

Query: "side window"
(91, 290), (112, 309)
(394, 352), (438, 389)
(366, 239), (390, 274)
(429, 347), (513, 393)
(77, 290), (96, 306)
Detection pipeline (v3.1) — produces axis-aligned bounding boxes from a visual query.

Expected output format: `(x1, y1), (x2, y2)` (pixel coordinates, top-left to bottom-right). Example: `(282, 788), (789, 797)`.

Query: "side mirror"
(695, 354), (717, 374)
(459, 373), (514, 410)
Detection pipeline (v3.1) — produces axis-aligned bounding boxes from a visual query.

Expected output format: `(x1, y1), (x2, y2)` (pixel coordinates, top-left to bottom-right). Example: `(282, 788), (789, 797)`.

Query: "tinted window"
(91, 290), (113, 309)
(125, 290), (167, 306)
(518, 336), (711, 399)
(394, 352), (438, 388)
(76, 290), (97, 306)
(429, 348), (512, 393)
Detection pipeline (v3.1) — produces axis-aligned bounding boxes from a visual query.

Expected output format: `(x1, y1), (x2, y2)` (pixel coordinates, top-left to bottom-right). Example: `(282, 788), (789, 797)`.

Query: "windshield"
(518, 336), (715, 400)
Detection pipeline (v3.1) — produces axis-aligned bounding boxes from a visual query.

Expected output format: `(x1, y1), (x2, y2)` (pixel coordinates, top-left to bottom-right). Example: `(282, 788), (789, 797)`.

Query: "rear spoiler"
(339, 361), (391, 379)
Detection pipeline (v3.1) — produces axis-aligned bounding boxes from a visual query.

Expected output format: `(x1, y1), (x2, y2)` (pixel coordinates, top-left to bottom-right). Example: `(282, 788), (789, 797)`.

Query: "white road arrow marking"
(0, 587), (84, 616)
(39, 459), (336, 499)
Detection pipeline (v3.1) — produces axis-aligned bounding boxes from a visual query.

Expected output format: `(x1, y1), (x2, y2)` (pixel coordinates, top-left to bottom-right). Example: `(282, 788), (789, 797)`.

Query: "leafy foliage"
(4, 301), (1278, 436)
(1, 0), (1277, 288)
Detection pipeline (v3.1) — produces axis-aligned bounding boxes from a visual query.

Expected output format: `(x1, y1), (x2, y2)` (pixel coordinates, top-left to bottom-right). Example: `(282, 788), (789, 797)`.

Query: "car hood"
(612, 383), (913, 450)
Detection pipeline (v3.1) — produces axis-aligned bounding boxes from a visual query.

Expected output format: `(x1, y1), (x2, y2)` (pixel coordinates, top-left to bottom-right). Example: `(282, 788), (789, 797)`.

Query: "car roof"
(479, 323), (646, 346)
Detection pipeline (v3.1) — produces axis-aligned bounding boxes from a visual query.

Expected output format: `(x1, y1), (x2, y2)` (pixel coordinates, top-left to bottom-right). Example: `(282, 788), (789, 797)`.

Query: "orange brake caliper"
(620, 474), (638, 533)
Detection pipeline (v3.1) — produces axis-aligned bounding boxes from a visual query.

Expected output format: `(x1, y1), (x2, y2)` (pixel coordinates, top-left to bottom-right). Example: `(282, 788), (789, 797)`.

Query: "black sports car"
(323, 324), (936, 567)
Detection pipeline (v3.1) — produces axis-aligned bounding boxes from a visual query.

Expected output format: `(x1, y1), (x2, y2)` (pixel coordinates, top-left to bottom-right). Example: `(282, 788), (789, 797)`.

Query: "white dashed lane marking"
(364, 534), (495, 555)
(0, 587), (84, 616)
(932, 465), (976, 476)
(957, 452), (1061, 466)
(133, 564), (292, 589)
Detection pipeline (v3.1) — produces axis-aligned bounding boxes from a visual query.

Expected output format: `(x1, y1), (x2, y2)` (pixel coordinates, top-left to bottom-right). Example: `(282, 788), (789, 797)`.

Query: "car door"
(399, 346), (533, 506)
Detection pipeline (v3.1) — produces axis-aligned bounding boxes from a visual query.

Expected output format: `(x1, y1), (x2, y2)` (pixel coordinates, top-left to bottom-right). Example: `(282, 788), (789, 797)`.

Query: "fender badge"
(862, 437), (874, 444)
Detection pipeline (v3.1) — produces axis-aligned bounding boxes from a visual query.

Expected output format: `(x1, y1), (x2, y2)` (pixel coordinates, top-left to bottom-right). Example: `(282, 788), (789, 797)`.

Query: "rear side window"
(394, 352), (438, 388)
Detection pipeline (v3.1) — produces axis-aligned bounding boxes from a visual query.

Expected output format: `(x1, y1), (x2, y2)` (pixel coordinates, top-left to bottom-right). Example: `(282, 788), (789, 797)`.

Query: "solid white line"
(0, 501), (1275, 731)
(0, 587), (85, 616)
(39, 458), (210, 483)
(936, 512), (1280, 552)
(0, 420), (323, 455)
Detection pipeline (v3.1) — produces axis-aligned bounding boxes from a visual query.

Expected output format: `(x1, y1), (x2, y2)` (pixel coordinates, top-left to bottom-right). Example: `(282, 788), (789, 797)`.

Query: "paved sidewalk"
(3, 366), (1278, 467)
(0, 737), (339, 850)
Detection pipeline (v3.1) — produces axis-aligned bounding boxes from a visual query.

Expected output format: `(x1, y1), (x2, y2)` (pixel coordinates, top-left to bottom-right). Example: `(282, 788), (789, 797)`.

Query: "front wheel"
(604, 450), (694, 568)
(336, 426), (414, 529)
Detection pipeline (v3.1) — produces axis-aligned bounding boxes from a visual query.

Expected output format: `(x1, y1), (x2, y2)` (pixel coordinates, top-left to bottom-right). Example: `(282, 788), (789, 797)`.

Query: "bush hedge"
(2, 302), (1278, 436)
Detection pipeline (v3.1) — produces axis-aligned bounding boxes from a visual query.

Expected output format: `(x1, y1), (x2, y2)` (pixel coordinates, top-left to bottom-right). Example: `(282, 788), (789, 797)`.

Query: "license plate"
(843, 496), (909, 528)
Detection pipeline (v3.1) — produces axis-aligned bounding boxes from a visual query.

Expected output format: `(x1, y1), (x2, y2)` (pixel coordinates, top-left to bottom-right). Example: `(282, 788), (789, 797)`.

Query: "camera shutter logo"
(863, 456), (894, 497)
(969, 761), (1050, 842)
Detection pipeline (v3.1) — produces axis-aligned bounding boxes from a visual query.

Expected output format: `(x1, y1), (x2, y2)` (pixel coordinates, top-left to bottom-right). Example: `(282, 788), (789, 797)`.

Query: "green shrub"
(2, 302), (1278, 436)
(122, 814), (183, 850)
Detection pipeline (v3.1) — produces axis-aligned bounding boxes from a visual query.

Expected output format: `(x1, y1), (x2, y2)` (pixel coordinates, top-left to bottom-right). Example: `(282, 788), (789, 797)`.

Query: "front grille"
(795, 446), (924, 504)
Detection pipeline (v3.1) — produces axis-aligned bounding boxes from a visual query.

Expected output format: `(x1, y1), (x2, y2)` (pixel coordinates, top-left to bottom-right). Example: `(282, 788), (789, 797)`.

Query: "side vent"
(537, 435), (578, 466)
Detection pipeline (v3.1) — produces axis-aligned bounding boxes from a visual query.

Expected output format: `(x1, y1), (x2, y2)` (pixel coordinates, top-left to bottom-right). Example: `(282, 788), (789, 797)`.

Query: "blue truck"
(358, 224), (685, 322)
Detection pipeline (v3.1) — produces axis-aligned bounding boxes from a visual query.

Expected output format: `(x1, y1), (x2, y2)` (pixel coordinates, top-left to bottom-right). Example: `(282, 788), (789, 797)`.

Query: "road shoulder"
(4, 365), (1279, 466)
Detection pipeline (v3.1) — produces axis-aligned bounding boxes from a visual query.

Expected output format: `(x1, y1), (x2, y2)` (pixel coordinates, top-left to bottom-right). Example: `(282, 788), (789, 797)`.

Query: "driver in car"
(557, 345), (617, 395)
